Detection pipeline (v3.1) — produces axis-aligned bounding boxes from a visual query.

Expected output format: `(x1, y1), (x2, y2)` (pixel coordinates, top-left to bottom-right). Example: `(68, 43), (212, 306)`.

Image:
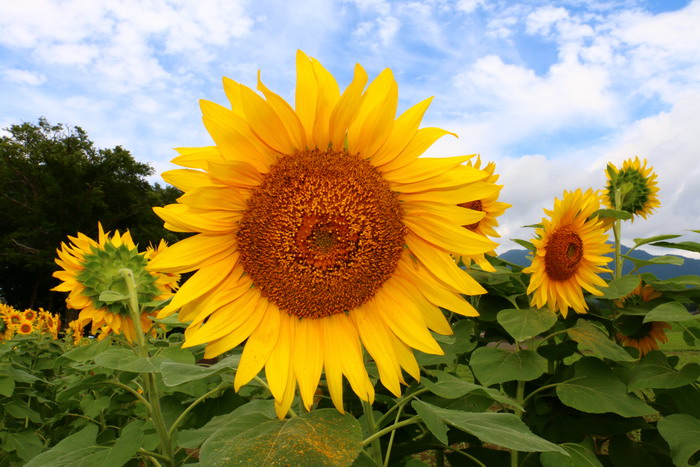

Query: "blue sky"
(1, 0), (699, 255)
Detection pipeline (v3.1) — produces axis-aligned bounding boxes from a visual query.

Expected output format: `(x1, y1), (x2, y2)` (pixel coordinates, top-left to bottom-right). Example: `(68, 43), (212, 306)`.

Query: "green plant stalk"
(613, 185), (623, 280)
(383, 398), (405, 467)
(511, 379), (526, 467)
(362, 415), (421, 446)
(362, 399), (384, 463)
(121, 268), (174, 467)
(168, 381), (227, 439)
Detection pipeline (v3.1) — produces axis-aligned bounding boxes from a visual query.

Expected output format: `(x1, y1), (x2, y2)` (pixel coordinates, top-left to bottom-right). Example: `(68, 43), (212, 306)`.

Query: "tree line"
(0, 118), (182, 312)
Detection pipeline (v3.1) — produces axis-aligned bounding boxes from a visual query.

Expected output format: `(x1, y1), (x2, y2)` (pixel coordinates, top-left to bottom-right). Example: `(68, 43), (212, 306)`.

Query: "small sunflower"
(523, 189), (613, 317)
(68, 320), (86, 345)
(22, 309), (38, 322)
(617, 321), (671, 356)
(16, 321), (35, 336)
(38, 309), (60, 339)
(456, 157), (510, 272)
(52, 223), (176, 342)
(150, 51), (499, 417)
(604, 156), (660, 220)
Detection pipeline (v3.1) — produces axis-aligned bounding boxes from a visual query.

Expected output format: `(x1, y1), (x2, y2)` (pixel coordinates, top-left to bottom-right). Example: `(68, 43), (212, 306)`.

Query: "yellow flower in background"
(456, 156), (511, 272)
(604, 156), (660, 220)
(52, 223), (177, 342)
(68, 320), (86, 345)
(22, 309), (37, 322)
(1, 304), (23, 328)
(617, 321), (671, 356)
(144, 240), (181, 295)
(150, 51), (499, 418)
(16, 321), (35, 336)
(524, 189), (612, 317)
(38, 309), (60, 339)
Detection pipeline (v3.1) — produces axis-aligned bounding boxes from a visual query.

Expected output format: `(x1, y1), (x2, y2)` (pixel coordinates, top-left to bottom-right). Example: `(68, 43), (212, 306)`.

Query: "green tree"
(0, 118), (181, 311)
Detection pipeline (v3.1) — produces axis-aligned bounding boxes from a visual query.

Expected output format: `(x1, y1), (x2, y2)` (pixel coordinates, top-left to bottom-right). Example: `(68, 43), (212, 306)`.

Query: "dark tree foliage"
(0, 118), (182, 311)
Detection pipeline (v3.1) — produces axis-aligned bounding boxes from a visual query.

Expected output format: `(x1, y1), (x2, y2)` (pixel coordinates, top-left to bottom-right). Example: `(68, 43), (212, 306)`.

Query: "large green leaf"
(556, 358), (656, 417)
(25, 421), (143, 467)
(651, 241), (700, 254)
(657, 414), (700, 467)
(62, 338), (112, 361)
(497, 308), (558, 341)
(0, 376), (15, 397)
(421, 370), (522, 410)
(160, 355), (239, 387)
(412, 400), (449, 445)
(540, 443), (602, 466)
(94, 348), (160, 373)
(567, 319), (635, 362)
(600, 275), (641, 300)
(199, 409), (362, 466)
(470, 347), (547, 386)
(633, 234), (682, 248)
(411, 401), (565, 454)
(644, 301), (697, 323)
(625, 255), (684, 268)
(626, 352), (700, 391)
(2, 430), (43, 462)
(177, 400), (276, 449)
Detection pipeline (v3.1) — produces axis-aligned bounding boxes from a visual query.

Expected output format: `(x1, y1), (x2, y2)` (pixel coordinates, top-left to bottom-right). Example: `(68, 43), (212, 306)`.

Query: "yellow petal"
(347, 68), (397, 158)
(371, 97), (433, 167)
(266, 312), (296, 402)
(256, 72), (306, 149)
(201, 296), (267, 358)
(234, 303), (282, 391)
(379, 127), (456, 172)
(172, 146), (222, 170)
(293, 318), (324, 410)
(310, 56), (340, 147)
(295, 50), (318, 143)
(147, 234), (236, 274)
(207, 160), (264, 188)
(161, 169), (213, 192)
(329, 63), (368, 151)
(239, 84), (295, 154)
(404, 215), (496, 256)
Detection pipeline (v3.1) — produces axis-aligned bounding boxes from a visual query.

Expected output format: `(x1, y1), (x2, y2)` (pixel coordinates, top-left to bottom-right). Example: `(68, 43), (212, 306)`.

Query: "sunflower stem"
(121, 268), (174, 467)
(511, 379), (526, 467)
(613, 184), (624, 280)
(362, 399), (383, 463)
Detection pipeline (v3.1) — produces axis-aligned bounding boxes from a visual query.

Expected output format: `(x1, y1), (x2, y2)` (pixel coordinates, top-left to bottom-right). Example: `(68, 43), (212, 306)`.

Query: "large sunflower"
(457, 157), (510, 272)
(604, 156), (660, 220)
(523, 189), (612, 317)
(52, 223), (176, 342)
(149, 51), (499, 418)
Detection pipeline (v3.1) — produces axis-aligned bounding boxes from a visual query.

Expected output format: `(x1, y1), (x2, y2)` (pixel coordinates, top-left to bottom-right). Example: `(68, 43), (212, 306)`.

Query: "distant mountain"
(499, 245), (700, 280)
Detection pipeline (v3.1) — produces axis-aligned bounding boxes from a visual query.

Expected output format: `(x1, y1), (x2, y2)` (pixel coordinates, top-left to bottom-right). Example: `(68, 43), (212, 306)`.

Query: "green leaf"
(411, 401), (565, 454)
(421, 370), (522, 411)
(160, 355), (239, 386)
(178, 400), (276, 449)
(624, 255), (684, 268)
(497, 308), (558, 341)
(199, 409), (362, 467)
(412, 400), (449, 444)
(541, 443), (602, 466)
(63, 338), (112, 361)
(94, 348), (160, 373)
(626, 353), (700, 392)
(633, 234), (682, 248)
(651, 275), (700, 288)
(3, 430), (43, 462)
(511, 239), (536, 252)
(470, 347), (547, 386)
(556, 358), (656, 417)
(104, 420), (144, 466)
(593, 209), (633, 221)
(651, 241), (700, 254)
(600, 275), (641, 300)
(567, 319), (635, 362)
(658, 414), (700, 467)
(5, 400), (42, 423)
(98, 290), (129, 303)
(644, 301), (697, 323)
(0, 376), (15, 396)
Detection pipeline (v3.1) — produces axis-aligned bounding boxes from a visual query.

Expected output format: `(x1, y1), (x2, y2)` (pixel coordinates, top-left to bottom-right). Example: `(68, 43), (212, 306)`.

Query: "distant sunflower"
(618, 321), (671, 356)
(68, 320), (85, 345)
(150, 51), (498, 417)
(604, 156), (660, 220)
(523, 189), (612, 317)
(38, 309), (60, 339)
(456, 157), (510, 272)
(17, 321), (35, 336)
(22, 309), (37, 322)
(2, 306), (23, 328)
(52, 223), (176, 342)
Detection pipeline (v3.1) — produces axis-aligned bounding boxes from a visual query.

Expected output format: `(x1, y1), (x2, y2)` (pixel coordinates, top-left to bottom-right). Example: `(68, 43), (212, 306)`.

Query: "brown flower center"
(458, 200), (483, 231)
(544, 226), (583, 281)
(236, 149), (405, 319)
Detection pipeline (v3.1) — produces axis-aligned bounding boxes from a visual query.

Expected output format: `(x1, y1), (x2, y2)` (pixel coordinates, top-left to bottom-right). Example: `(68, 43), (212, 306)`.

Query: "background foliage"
(0, 118), (181, 310)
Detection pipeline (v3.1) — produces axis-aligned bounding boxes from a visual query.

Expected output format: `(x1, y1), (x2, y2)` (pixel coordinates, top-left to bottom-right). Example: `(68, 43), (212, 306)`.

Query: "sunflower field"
(1, 51), (699, 467)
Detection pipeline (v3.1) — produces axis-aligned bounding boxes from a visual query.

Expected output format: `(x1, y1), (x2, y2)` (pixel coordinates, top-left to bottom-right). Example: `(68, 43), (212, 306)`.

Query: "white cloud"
(456, 0), (485, 14)
(2, 69), (47, 86)
(525, 5), (569, 36)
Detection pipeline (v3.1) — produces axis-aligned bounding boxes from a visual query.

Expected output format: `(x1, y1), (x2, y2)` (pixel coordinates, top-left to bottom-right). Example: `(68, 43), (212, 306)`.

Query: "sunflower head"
(150, 51), (499, 417)
(523, 188), (613, 317)
(68, 320), (85, 345)
(16, 321), (35, 336)
(456, 156), (511, 272)
(616, 320), (671, 356)
(52, 223), (174, 342)
(604, 156), (660, 220)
